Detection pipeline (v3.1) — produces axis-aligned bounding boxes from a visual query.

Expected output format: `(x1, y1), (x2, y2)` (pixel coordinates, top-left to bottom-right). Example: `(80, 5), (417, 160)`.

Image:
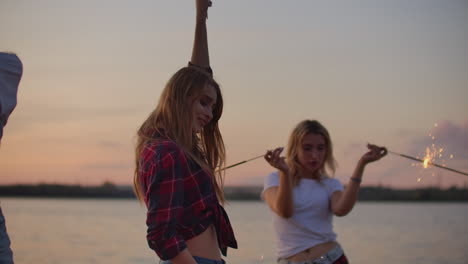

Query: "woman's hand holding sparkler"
(265, 147), (289, 174)
(330, 144), (388, 216)
(360, 144), (388, 165)
(264, 147), (294, 218)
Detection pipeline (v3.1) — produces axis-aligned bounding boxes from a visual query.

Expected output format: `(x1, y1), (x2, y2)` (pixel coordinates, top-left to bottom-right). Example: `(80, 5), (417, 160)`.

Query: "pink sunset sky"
(1, 0), (467, 189)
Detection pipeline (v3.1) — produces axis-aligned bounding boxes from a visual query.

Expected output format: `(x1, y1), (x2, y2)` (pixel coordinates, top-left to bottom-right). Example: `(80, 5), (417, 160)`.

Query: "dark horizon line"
(0, 182), (466, 190)
(1, 183), (467, 201)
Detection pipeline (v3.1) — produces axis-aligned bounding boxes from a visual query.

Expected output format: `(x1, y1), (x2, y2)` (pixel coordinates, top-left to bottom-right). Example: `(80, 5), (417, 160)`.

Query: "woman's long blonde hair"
(286, 120), (337, 186)
(133, 67), (226, 203)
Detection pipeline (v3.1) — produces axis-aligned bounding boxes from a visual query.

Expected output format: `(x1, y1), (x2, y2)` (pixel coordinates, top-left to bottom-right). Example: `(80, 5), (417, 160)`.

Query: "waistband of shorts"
(160, 256), (225, 264)
(193, 256), (225, 264)
(277, 244), (344, 264)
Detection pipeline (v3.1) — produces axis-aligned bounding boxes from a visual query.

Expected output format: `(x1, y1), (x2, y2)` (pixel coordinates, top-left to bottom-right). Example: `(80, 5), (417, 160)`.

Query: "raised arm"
(190, 0), (211, 69)
(331, 144), (387, 216)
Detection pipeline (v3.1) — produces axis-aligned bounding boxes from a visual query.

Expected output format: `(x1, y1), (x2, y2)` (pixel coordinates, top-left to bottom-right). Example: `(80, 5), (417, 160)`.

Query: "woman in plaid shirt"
(133, 1), (237, 264)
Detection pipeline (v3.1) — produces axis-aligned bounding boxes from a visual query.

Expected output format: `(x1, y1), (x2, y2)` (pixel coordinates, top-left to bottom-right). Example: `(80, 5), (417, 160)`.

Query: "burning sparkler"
(222, 150), (467, 177)
(221, 149), (467, 178)
(392, 122), (468, 177)
(221, 123), (467, 177)
(388, 150), (468, 177)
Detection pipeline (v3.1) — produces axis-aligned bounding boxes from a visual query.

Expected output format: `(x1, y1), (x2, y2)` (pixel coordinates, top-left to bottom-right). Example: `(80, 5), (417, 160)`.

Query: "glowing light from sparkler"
(422, 147), (435, 168)
(414, 123), (456, 182)
(423, 158), (430, 168)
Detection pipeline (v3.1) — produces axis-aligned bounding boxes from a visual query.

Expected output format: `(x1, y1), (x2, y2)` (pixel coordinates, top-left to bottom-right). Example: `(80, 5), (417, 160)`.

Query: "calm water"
(1, 198), (467, 264)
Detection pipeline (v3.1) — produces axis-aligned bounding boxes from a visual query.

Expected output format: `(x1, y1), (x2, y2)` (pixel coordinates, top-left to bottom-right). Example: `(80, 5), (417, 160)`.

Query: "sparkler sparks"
(389, 150), (467, 176)
(389, 123), (466, 177)
(220, 123), (467, 179)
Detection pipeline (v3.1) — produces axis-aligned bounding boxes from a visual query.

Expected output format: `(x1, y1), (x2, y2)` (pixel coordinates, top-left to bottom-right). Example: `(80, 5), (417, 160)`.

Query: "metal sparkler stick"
(220, 149), (468, 177)
(388, 150), (468, 176)
(220, 154), (265, 171)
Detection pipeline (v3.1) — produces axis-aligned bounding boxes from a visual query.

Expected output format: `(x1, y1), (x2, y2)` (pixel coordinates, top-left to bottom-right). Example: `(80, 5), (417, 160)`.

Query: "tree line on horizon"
(1, 183), (468, 201)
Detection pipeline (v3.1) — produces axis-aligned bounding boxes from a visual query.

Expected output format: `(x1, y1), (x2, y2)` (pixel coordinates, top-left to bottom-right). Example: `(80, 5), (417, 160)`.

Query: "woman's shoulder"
(266, 171), (280, 180)
(147, 138), (179, 150)
(320, 176), (344, 192)
(263, 171), (280, 189)
(142, 138), (184, 161)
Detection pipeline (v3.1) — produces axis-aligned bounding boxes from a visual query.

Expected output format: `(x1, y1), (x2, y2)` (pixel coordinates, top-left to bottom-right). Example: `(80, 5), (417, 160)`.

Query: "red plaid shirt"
(138, 136), (237, 260)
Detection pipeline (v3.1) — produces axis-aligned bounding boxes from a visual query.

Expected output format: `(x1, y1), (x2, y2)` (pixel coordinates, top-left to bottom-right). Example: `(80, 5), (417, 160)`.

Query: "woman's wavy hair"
(286, 120), (337, 186)
(133, 66), (226, 203)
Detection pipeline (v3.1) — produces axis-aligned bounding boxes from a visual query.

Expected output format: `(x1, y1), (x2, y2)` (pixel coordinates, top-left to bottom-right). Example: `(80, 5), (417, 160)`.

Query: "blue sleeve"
(0, 52), (23, 140)
(326, 178), (344, 197)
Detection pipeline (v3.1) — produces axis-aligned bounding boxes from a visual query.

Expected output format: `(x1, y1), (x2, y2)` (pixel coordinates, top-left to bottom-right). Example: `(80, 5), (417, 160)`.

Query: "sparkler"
(220, 150), (468, 177)
(220, 154), (264, 171)
(391, 122), (468, 178)
(221, 122), (467, 178)
(388, 150), (468, 177)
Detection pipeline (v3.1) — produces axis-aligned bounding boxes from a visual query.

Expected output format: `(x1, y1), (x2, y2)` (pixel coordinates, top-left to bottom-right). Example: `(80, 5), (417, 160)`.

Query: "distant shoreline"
(1, 183), (468, 201)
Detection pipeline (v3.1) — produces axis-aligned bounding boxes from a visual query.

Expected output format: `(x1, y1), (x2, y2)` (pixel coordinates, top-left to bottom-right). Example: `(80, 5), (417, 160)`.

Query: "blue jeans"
(277, 244), (345, 264)
(160, 256), (225, 264)
(0, 206), (14, 264)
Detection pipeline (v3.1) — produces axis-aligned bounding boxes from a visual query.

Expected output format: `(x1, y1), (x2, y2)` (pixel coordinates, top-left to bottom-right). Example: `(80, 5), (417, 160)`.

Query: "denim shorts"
(0, 206), (14, 264)
(278, 244), (345, 264)
(160, 256), (225, 264)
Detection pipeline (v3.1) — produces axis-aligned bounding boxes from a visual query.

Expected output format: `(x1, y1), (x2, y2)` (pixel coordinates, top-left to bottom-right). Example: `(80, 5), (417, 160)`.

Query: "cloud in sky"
(333, 119), (468, 189)
(383, 119), (468, 188)
(409, 119), (468, 160)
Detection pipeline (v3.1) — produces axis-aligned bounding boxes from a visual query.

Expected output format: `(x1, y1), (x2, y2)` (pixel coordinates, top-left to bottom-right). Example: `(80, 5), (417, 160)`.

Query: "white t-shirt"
(262, 171), (344, 259)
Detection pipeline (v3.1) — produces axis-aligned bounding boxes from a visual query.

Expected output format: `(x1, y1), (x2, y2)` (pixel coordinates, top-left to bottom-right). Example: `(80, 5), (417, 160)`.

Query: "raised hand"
(265, 147), (289, 173)
(196, 0), (212, 20)
(360, 144), (387, 164)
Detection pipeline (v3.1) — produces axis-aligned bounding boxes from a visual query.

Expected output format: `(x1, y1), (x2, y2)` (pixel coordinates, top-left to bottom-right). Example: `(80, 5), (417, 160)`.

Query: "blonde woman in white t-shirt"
(262, 119), (387, 264)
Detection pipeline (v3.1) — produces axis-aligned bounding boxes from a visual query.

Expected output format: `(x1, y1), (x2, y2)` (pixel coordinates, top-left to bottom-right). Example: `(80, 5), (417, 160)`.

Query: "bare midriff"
(186, 225), (221, 260)
(285, 241), (337, 262)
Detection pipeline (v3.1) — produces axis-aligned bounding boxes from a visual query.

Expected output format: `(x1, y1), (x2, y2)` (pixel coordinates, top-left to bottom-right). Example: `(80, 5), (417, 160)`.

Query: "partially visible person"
(0, 52), (24, 264)
(262, 120), (387, 264)
(133, 1), (237, 264)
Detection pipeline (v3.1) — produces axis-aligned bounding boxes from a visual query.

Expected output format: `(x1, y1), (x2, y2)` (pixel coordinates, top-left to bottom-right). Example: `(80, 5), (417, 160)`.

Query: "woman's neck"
(298, 168), (321, 180)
